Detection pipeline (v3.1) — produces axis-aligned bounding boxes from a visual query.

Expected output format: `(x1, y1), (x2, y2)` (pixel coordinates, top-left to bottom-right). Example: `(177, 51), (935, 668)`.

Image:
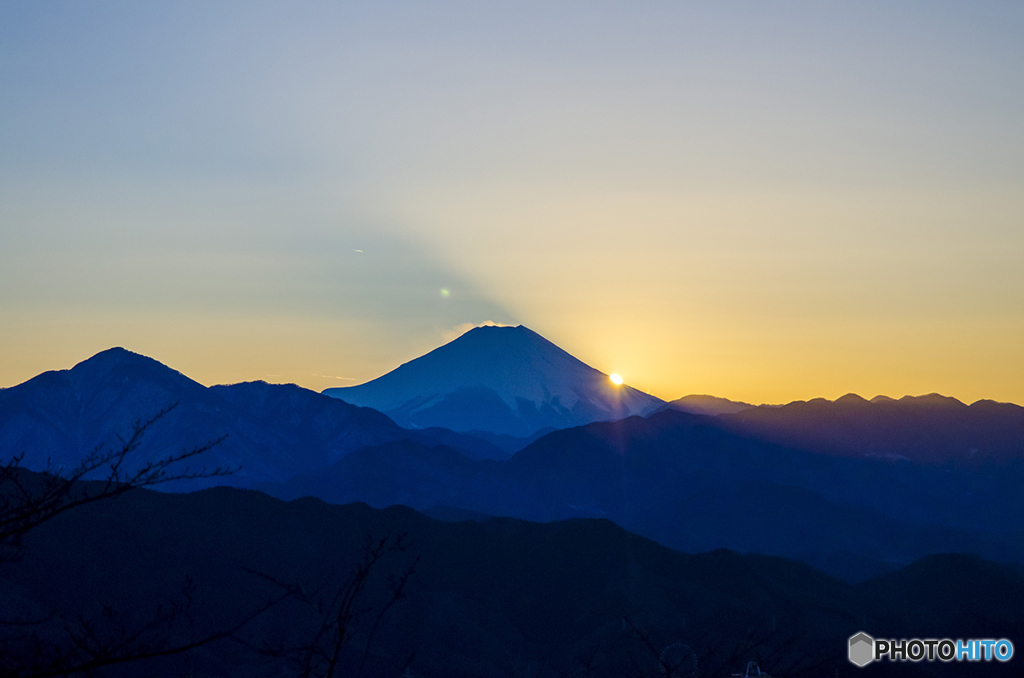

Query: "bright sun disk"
(609, 374), (623, 385)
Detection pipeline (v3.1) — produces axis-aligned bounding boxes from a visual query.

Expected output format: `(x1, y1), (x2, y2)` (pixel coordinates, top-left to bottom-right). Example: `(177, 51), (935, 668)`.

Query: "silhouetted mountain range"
(3, 475), (1021, 677)
(323, 325), (664, 436)
(715, 393), (1024, 467)
(0, 348), (507, 490)
(661, 394), (755, 416)
(3, 346), (1024, 584)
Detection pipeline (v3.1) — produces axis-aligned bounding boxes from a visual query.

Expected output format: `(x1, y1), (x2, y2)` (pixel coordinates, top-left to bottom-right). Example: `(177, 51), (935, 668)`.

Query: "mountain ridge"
(6, 346), (1024, 584)
(717, 392), (1024, 465)
(0, 347), (510, 489)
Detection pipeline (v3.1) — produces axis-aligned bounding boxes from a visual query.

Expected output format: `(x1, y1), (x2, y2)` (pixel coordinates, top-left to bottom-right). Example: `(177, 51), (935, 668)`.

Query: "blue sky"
(2, 1), (1022, 403)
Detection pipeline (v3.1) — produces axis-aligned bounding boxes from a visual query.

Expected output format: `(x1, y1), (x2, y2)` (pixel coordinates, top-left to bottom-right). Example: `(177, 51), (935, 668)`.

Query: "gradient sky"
(2, 1), (1022, 405)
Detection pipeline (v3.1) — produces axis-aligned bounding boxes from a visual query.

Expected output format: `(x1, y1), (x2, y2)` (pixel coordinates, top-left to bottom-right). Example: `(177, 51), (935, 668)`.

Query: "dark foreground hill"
(1, 475), (1021, 677)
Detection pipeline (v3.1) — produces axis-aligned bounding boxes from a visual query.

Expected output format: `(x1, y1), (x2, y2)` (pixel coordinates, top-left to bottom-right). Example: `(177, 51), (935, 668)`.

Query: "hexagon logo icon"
(848, 632), (874, 667)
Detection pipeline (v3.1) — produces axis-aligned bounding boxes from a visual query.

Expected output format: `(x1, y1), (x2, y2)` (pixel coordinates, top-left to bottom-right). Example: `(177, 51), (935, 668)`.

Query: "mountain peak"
(455, 324), (548, 344)
(73, 346), (190, 378)
(43, 347), (208, 404)
(897, 394), (966, 408)
(662, 394), (755, 416)
(453, 324), (560, 353)
(461, 324), (528, 336)
(81, 346), (153, 366)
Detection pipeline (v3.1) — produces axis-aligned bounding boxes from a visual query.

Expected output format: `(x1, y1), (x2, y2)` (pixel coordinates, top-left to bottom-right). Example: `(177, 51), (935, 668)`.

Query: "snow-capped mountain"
(322, 325), (665, 436)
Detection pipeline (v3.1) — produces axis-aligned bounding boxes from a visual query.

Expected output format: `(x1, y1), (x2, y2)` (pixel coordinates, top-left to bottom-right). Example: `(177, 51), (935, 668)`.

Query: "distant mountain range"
(3, 340), (1024, 583)
(660, 394), (755, 416)
(714, 392), (1024, 466)
(323, 325), (664, 436)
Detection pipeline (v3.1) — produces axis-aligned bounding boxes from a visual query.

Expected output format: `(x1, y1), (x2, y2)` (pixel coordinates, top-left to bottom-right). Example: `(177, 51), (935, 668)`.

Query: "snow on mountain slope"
(322, 325), (665, 436)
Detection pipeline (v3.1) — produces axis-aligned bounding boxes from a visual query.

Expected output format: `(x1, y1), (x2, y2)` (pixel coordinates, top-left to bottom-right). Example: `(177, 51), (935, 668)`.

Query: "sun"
(609, 373), (623, 386)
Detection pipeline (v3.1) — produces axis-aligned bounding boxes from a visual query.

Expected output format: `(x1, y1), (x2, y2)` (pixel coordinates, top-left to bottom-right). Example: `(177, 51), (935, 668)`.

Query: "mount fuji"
(322, 325), (665, 436)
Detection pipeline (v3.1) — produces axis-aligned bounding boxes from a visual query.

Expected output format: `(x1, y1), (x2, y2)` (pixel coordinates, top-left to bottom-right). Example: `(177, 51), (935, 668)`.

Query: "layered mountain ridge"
(715, 391), (1024, 465)
(4, 338), (1024, 583)
(0, 347), (506, 490)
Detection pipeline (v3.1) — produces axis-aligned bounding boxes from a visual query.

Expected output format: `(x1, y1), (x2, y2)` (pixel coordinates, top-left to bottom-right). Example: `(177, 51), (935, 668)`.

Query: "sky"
(1, 1), (1022, 405)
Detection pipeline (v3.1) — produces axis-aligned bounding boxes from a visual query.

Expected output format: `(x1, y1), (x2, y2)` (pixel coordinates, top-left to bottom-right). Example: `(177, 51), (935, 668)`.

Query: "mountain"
(322, 325), (665, 436)
(5, 474), (1023, 677)
(661, 394), (755, 416)
(0, 348), (506, 489)
(715, 393), (1024, 466)
(0, 347), (259, 483)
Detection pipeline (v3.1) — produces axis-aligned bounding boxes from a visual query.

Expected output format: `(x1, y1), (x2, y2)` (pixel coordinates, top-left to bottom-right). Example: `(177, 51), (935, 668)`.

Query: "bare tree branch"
(241, 533), (417, 678)
(0, 404), (235, 563)
(0, 405), (267, 677)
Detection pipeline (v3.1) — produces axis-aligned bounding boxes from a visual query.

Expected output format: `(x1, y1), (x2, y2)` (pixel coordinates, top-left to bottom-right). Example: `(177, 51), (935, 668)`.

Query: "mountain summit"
(323, 325), (664, 436)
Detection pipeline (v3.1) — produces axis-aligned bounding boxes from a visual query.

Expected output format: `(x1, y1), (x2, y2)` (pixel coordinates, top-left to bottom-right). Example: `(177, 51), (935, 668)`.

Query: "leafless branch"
(0, 404), (234, 563)
(0, 405), (257, 677)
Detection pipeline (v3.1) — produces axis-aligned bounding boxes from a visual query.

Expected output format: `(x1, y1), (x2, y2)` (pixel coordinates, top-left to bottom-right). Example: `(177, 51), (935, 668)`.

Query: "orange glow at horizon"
(1, 3), (1021, 408)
